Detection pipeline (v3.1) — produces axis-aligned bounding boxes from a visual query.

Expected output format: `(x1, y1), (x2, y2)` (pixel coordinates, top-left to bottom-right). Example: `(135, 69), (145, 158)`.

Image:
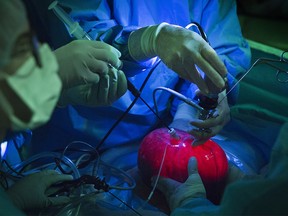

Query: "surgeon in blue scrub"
(0, 0), (128, 214)
(27, 0), (251, 171)
(0, 1), (72, 214)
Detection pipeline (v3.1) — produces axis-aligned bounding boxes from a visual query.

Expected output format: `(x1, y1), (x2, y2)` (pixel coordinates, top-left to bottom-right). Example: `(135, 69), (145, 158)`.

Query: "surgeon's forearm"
(128, 23), (168, 62)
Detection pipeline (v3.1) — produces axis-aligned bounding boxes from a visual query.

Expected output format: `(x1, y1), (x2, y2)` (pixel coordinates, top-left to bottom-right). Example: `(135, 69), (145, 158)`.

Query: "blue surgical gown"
(30, 1), (251, 171)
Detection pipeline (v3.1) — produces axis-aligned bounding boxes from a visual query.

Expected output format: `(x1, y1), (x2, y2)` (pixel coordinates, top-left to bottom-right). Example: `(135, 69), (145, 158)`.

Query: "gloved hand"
(189, 90), (230, 145)
(152, 157), (206, 212)
(55, 40), (127, 106)
(170, 90), (230, 146)
(128, 23), (227, 94)
(226, 163), (250, 185)
(7, 170), (73, 211)
(54, 40), (123, 89)
(58, 64), (127, 106)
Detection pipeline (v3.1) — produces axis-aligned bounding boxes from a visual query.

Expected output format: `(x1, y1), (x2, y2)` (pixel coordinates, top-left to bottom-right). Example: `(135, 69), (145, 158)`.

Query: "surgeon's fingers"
(41, 170), (73, 188)
(190, 114), (222, 129)
(201, 46), (227, 77)
(48, 174), (74, 185)
(108, 66), (118, 103)
(90, 41), (122, 58)
(85, 57), (111, 78)
(189, 125), (218, 137)
(192, 137), (210, 146)
(116, 70), (127, 98)
(151, 176), (180, 195)
(195, 47), (226, 90)
(188, 129), (212, 145)
(90, 48), (122, 69)
(168, 59), (209, 94)
(187, 157), (198, 175)
(47, 196), (71, 207)
(182, 61), (209, 94)
(107, 65), (127, 103)
(189, 129), (210, 144)
(97, 74), (110, 105)
(196, 58), (225, 90)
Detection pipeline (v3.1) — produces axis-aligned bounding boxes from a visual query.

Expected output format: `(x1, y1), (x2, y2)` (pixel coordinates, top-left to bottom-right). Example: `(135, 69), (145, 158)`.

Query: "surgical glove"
(54, 40), (123, 89)
(7, 170), (73, 211)
(128, 23), (227, 94)
(152, 157), (206, 212)
(58, 64), (127, 106)
(189, 90), (230, 145)
(170, 90), (230, 146)
(226, 163), (246, 184)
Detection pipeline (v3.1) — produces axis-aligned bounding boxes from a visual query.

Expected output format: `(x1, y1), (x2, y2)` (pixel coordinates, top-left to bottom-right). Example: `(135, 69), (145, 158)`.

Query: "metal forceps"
(275, 50), (288, 83)
(222, 50), (288, 102)
(251, 50), (288, 83)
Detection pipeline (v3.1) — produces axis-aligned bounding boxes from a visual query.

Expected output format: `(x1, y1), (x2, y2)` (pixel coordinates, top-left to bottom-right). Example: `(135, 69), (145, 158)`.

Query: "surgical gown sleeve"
(0, 187), (25, 216)
(58, 0), (157, 77)
(219, 122), (288, 215)
(58, 0), (251, 103)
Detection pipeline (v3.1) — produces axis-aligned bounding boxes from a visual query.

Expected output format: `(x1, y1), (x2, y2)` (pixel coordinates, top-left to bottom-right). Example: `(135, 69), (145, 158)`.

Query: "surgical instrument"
(48, 1), (92, 40)
(49, 175), (109, 197)
(219, 49), (288, 105)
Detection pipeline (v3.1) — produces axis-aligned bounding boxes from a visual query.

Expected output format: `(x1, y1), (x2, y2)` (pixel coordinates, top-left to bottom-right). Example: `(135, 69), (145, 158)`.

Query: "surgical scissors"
(251, 50), (288, 83)
(275, 50), (288, 83)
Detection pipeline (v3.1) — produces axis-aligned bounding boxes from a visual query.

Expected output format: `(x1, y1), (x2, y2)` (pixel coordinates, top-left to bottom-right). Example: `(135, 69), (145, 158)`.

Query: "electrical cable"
(153, 86), (204, 115)
(108, 191), (143, 216)
(57, 140), (136, 190)
(185, 22), (209, 43)
(1, 160), (24, 178)
(127, 80), (173, 131)
(95, 60), (161, 151)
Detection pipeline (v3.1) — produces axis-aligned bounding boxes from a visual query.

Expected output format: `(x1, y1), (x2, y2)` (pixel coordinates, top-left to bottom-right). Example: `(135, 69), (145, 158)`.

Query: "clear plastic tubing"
(48, 1), (92, 40)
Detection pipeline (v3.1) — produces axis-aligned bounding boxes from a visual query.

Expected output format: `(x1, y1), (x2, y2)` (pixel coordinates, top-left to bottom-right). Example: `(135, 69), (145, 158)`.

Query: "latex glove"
(170, 90), (230, 145)
(128, 23), (227, 94)
(54, 40), (123, 89)
(152, 157), (206, 212)
(58, 64), (127, 106)
(7, 170), (73, 211)
(189, 90), (230, 145)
